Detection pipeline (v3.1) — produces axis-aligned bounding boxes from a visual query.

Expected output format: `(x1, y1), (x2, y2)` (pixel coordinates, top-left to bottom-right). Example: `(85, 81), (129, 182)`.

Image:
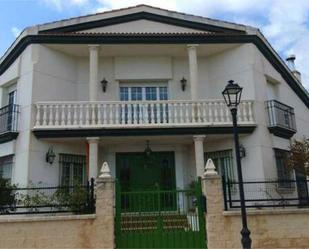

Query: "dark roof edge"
(0, 33), (308, 108)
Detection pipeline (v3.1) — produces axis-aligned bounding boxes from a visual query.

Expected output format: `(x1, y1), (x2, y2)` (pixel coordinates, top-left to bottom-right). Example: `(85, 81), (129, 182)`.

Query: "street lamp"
(222, 80), (252, 249)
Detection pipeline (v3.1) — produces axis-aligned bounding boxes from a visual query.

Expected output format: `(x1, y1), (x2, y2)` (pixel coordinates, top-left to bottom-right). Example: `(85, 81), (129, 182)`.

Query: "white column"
(87, 137), (99, 179)
(187, 44), (199, 100)
(88, 45), (100, 101)
(193, 135), (206, 177)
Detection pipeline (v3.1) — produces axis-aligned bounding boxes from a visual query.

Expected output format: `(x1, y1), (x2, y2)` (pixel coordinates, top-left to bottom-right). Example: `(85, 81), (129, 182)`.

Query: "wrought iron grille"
(265, 100), (296, 131)
(0, 104), (20, 134)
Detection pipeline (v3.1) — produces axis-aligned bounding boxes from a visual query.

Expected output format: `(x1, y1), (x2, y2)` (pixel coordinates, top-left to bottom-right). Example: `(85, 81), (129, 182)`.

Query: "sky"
(0, 0), (309, 90)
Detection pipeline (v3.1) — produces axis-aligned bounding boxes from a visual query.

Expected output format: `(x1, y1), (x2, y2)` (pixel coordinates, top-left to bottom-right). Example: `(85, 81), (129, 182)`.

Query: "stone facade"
(0, 176), (115, 249)
(203, 174), (309, 249)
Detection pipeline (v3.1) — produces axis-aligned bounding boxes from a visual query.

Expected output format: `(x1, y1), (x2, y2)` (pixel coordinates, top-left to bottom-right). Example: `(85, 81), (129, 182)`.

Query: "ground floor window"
(205, 150), (235, 182)
(59, 154), (86, 186)
(274, 148), (293, 188)
(0, 155), (13, 181)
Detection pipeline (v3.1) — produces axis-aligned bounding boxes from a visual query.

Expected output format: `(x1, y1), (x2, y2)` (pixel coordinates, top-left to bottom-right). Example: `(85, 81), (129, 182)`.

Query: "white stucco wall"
(80, 19), (205, 33)
(0, 40), (308, 186)
(0, 45), (37, 185)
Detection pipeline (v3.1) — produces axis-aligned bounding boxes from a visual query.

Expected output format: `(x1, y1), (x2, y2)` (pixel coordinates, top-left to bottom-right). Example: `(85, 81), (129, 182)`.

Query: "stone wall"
(203, 174), (309, 249)
(0, 176), (115, 249)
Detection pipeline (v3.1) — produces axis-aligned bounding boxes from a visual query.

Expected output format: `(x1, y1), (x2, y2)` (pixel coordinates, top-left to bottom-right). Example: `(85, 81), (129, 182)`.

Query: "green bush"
(52, 182), (89, 214)
(0, 176), (16, 214)
(16, 181), (50, 212)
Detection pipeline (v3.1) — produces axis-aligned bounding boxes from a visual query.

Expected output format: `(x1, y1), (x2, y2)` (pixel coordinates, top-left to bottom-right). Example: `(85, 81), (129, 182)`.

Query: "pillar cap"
(87, 137), (100, 142)
(187, 44), (199, 48)
(99, 162), (112, 178)
(204, 158), (218, 177)
(88, 44), (100, 50)
(193, 135), (206, 142)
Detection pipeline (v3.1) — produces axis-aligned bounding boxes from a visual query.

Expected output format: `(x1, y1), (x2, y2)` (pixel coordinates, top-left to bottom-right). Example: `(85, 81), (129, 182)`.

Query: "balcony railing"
(0, 104), (19, 134)
(34, 100), (255, 129)
(265, 100), (296, 137)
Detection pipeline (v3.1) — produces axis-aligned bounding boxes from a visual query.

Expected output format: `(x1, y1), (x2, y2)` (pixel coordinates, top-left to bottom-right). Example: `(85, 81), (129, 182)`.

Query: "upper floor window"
(59, 154), (86, 186)
(205, 150), (235, 182)
(0, 84), (19, 134)
(266, 79), (279, 100)
(120, 84), (168, 101)
(0, 155), (13, 182)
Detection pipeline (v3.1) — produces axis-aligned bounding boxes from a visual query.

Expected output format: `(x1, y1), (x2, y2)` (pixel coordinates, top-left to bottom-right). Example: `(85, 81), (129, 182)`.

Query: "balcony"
(0, 104), (20, 143)
(265, 100), (296, 138)
(33, 100), (255, 137)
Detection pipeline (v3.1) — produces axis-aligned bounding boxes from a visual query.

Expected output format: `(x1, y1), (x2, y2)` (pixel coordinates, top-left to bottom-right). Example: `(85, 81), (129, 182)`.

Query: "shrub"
(0, 176), (16, 214)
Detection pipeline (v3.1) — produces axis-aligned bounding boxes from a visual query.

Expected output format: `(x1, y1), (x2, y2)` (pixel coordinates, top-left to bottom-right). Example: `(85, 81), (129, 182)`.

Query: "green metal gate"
(115, 178), (207, 248)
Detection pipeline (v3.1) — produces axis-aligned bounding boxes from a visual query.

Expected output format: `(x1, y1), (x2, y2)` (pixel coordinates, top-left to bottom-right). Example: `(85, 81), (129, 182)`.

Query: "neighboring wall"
(204, 174), (309, 249)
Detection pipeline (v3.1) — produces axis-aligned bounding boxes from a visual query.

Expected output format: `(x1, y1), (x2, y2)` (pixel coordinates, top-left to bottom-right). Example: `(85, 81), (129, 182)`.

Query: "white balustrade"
(34, 100), (255, 129)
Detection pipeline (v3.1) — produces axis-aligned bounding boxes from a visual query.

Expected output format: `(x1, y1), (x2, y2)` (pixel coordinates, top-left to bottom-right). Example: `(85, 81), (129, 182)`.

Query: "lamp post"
(222, 80), (252, 249)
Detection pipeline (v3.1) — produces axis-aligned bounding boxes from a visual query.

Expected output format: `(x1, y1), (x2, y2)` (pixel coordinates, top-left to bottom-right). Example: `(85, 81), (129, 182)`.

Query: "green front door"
(116, 152), (176, 191)
(116, 152), (176, 211)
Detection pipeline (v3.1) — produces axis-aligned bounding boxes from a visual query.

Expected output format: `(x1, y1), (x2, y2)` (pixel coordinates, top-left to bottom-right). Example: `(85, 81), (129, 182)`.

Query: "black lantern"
(46, 147), (56, 165)
(144, 140), (152, 157)
(101, 78), (108, 92)
(222, 80), (243, 109)
(180, 77), (187, 91)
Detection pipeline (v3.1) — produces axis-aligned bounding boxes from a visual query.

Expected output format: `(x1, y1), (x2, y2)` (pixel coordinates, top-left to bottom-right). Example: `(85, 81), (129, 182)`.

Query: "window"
(0, 155), (13, 181)
(266, 80), (278, 100)
(119, 84), (168, 124)
(8, 90), (17, 106)
(59, 154), (86, 186)
(205, 150), (235, 182)
(274, 149), (293, 188)
(119, 85), (168, 101)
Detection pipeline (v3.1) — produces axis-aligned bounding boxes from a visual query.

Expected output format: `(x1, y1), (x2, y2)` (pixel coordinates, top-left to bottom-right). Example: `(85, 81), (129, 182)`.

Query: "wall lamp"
(46, 147), (56, 165)
(144, 140), (152, 157)
(101, 78), (108, 92)
(180, 77), (187, 91)
(239, 144), (246, 158)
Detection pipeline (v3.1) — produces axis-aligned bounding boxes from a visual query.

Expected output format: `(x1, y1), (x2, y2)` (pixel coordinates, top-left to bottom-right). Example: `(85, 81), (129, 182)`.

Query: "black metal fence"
(0, 104), (20, 133)
(0, 178), (95, 215)
(222, 178), (309, 210)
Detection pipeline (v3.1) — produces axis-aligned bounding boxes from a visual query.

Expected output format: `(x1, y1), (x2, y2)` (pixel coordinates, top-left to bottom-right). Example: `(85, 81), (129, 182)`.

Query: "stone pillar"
(193, 135), (206, 177)
(203, 159), (227, 249)
(89, 45), (100, 101)
(187, 44), (199, 100)
(87, 137), (99, 180)
(95, 162), (115, 248)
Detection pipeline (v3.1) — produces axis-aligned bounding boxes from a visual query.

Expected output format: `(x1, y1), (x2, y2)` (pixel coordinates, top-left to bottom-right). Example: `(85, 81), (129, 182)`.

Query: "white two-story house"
(0, 5), (308, 197)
